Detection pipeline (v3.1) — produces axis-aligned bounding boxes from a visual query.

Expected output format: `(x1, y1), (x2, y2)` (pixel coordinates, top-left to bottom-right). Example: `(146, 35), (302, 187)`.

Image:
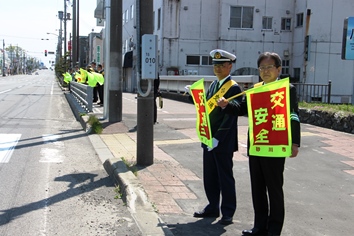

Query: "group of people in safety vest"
(64, 61), (104, 106)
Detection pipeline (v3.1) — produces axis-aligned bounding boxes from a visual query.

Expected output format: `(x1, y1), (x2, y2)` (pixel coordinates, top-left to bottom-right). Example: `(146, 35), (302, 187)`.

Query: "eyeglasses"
(259, 65), (277, 71)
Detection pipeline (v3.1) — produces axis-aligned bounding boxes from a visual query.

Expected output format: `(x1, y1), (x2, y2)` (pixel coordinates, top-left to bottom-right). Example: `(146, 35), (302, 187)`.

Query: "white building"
(120, 0), (354, 103)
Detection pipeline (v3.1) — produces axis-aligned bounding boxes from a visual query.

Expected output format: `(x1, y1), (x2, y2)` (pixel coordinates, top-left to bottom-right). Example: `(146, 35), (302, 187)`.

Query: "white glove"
(183, 85), (191, 95)
(207, 138), (219, 151)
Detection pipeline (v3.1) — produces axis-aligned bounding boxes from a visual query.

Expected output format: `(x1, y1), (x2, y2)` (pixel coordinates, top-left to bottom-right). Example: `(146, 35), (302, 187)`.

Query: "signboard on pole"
(342, 17), (354, 60)
(141, 34), (157, 79)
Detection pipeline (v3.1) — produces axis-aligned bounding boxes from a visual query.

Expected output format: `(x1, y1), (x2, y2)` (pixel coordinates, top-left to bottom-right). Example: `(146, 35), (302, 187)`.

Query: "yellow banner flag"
(63, 72), (72, 84)
(190, 78), (213, 148)
(246, 78), (292, 157)
(79, 68), (88, 84)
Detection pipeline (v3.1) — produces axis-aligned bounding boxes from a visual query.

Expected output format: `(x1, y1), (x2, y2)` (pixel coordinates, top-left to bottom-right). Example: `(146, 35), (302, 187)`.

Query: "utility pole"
(58, 11), (64, 60)
(303, 9), (311, 84)
(2, 39), (5, 76)
(77, 0), (80, 65)
(72, 0), (77, 67)
(106, 0), (122, 122)
(136, 0), (154, 166)
(64, 0), (67, 61)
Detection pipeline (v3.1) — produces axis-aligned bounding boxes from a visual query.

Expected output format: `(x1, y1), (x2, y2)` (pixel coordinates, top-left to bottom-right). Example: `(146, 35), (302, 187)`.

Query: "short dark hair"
(257, 52), (282, 68)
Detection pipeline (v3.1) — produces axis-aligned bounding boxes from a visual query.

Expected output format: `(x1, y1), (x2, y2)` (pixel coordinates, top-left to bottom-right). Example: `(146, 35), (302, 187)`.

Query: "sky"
(0, 0), (104, 67)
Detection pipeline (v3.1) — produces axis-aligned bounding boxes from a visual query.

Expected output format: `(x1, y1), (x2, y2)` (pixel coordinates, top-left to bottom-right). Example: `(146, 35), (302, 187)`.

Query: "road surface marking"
(0, 89), (12, 94)
(40, 134), (64, 163)
(0, 134), (22, 163)
(50, 82), (54, 95)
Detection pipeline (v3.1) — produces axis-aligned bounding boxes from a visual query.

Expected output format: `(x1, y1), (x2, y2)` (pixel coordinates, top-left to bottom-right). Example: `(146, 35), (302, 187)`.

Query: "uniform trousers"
(203, 149), (236, 218)
(249, 156), (285, 235)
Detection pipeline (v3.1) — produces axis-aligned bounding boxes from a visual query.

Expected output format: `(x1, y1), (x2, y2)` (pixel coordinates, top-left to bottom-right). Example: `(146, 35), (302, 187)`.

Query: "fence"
(293, 81), (332, 104)
(70, 81), (93, 112)
(158, 76), (332, 104)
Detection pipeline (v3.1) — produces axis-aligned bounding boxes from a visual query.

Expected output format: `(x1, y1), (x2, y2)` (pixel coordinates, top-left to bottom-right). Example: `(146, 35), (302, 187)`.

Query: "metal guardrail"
(158, 76), (332, 104)
(70, 81), (93, 112)
(159, 75), (259, 94)
(293, 81), (332, 104)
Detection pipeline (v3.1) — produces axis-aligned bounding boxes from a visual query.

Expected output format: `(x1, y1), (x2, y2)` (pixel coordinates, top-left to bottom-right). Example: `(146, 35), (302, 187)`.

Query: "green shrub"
(87, 115), (103, 134)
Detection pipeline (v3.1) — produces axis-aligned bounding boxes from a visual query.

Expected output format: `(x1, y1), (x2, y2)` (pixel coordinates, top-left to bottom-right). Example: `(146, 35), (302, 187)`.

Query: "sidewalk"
(85, 109), (250, 236)
(66, 92), (354, 236)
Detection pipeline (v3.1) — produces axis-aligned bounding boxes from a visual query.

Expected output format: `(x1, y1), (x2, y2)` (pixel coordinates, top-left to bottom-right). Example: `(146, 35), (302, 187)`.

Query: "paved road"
(0, 71), (141, 236)
(92, 92), (354, 236)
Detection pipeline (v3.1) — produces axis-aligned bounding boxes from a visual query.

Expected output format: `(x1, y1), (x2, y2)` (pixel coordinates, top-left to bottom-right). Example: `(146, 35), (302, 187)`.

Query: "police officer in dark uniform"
(193, 49), (243, 225)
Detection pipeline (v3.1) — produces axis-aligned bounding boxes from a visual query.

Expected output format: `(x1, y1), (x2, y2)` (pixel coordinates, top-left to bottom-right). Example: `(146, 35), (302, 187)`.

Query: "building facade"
(120, 0), (354, 103)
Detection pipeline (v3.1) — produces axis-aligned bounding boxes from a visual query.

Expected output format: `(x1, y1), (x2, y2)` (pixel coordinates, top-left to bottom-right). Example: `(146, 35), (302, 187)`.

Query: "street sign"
(48, 51), (55, 54)
(342, 17), (354, 60)
(141, 34), (157, 80)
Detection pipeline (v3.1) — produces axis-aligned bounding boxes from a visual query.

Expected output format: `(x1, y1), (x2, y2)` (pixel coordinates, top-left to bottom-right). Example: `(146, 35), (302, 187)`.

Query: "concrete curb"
(65, 92), (174, 235)
(89, 134), (173, 236)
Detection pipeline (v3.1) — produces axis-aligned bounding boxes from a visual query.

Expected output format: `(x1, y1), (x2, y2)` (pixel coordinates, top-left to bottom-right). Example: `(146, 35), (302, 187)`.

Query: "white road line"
(0, 134), (22, 163)
(40, 164), (50, 236)
(0, 89), (12, 94)
(50, 82), (54, 95)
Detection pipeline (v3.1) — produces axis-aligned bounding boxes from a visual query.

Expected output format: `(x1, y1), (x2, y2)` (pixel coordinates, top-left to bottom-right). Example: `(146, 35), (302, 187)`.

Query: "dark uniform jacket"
(202, 76), (243, 152)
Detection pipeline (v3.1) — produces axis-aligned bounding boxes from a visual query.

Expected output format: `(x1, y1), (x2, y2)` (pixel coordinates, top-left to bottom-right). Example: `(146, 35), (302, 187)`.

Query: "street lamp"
(47, 31), (61, 65)
(47, 32), (59, 37)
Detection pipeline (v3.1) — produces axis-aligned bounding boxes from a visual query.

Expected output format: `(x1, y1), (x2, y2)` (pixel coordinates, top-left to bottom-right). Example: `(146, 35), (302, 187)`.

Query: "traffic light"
(45, 50), (47, 57)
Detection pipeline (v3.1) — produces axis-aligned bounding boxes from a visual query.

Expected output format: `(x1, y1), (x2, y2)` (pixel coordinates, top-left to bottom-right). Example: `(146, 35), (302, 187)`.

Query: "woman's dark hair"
(257, 52), (282, 68)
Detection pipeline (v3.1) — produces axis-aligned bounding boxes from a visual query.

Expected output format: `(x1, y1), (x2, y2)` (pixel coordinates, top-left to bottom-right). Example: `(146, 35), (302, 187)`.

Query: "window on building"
(157, 8), (161, 30)
(282, 60), (290, 75)
(130, 4), (134, 19)
(153, 11), (155, 31)
(293, 68), (301, 82)
(281, 18), (291, 30)
(122, 12), (125, 25)
(296, 13), (303, 27)
(186, 56), (200, 65)
(201, 56), (213, 65)
(125, 9), (129, 23)
(230, 6), (254, 28)
(262, 17), (272, 30)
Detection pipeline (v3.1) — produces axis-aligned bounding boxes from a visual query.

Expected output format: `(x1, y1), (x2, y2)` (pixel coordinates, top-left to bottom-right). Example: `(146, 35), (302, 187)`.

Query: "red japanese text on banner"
(246, 78), (292, 157)
(190, 79), (213, 148)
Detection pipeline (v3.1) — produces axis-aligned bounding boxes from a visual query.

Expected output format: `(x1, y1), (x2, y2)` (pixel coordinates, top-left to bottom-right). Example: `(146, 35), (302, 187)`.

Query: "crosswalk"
(0, 134), (22, 163)
(0, 134), (65, 163)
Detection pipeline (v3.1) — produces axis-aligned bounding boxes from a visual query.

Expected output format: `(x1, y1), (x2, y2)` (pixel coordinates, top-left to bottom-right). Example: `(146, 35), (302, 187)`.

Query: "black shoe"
(193, 209), (219, 218)
(242, 228), (268, 236)
(218, 216), (233, 225)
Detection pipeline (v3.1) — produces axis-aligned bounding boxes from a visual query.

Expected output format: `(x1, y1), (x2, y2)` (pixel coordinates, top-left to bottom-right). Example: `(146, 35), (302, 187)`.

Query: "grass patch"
(114, 185), (122, 199)
(299, 102), (354, 115)
(121, 157), (138, 176)
(87, 115), (103, 134)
